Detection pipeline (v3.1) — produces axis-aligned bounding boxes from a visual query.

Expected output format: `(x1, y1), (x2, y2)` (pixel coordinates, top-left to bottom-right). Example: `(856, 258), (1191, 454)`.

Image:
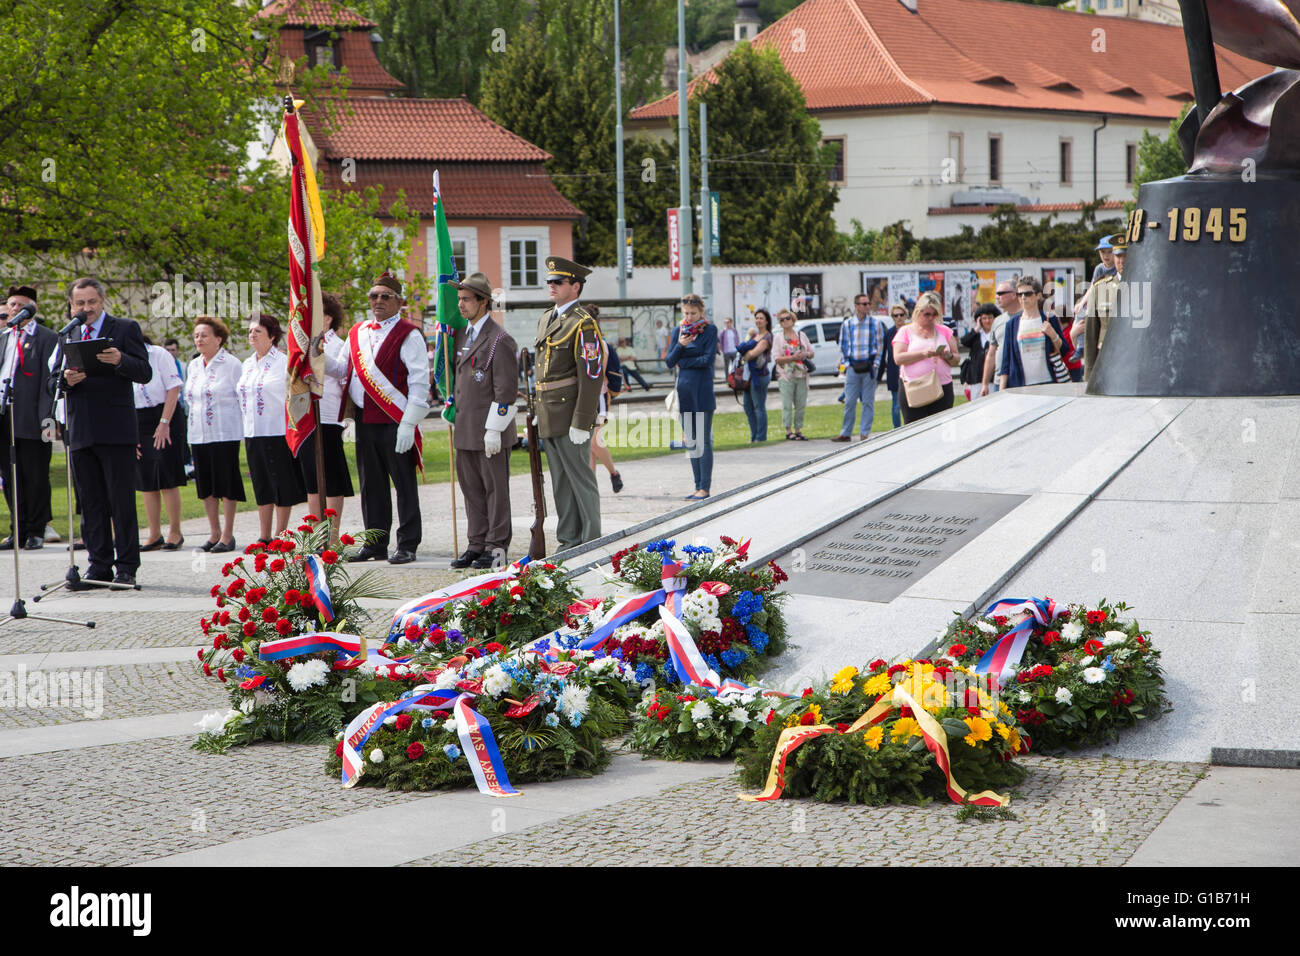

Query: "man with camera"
(0, 284), (58, 550)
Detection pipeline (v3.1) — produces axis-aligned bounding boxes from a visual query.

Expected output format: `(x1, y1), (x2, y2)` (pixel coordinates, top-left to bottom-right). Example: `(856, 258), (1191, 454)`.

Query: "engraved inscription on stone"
(780, 489), (1027, 602)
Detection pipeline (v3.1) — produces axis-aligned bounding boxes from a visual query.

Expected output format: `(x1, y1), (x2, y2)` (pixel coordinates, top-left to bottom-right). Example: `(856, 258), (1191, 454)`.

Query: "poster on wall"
(860, 273), (890, 314)
(918, 271), (944, 308)
(944, 270), (971, 329)
(974, 270), (997, 307)
(995, 269), (1020, 291)
(888, 271), (919, 310)
(1041, 268), (1077, 319)
(733, 273), (791, 329)
(789, 273), (824, 318)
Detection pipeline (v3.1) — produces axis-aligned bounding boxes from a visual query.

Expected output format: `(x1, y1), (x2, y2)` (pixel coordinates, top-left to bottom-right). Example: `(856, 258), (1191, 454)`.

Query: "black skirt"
(135, 405), (189, 491)
(899, 381), (955, 424)
(296, 424), (354, 498)
(245, 435), (308, 507)
(192, 440), (246, 501)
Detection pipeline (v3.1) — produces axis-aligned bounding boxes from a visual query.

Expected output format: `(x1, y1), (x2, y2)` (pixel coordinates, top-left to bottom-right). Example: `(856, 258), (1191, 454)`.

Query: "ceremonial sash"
(972, 597), (1062, 680)
(303, 554), (334, 623)
(348, 322), (424, 470)
(741, 685), (1009, 807)
(386, 558), (530, 642)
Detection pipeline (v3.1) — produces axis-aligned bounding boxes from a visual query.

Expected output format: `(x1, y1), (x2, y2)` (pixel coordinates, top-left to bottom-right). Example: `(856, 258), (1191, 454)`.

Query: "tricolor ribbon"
(740, 685), (1009, 807)
(386, 558), (530, 642)
(303, 554), (334, 623)
(341, 684), (519, 797)
(972, 597), (1063, 680)
(258, 631), (363, 661)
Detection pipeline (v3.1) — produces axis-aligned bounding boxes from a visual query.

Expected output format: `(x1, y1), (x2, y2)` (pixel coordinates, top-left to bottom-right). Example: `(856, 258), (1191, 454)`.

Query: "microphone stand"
(0, 323), (93, 629)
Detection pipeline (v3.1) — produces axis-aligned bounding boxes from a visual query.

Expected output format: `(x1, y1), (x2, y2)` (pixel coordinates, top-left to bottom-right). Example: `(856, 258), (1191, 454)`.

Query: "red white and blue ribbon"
(259, 631), (362, 661)
(386, 557), (530, 642)
(341, 685), (518, 796)
(972, 597), (1063, 680)
(660, 605), (722, 690)
(303, 554), (334, 623)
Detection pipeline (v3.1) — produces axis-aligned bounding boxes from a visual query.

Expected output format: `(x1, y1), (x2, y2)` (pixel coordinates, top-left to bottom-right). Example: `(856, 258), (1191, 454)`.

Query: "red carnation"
(339, 533), (355, 546)
(498, 613), (513, 626)
(203, 663), (212, 676)
(1086, 610), (1107, 624)
(949, 643), (968, 657)
(868, 658), (886, 671)
(242, 622), (257, 636)
(217, 668), (227, 682)
(429, 629), (446, 646)
(238, 608), (250, 623)
(299, 594), (314, 610)
(226, 579), (246, 597)
(209, 584), (221, 598)
(887, 664), (908, 677)
(196, 648), (205, 660)
(900, 706), (914, 719)
(269, 558), (286, 573)
(1042, 630), (1060, 645)
(335, 741), (344, 757)
(801, 687), (814, 698)
(484, 642), (505, 654)
(799, 712), (817, 726)
(283, 590), (300, 605)
(212, 635), (226, 649)
(275, 619), (293, 635)
(465, 646), (482, 660)
(992, 615), (1009, 626)
(324, 508), (337, 518)
(1136, 635), (1146, 645)
(219, 610), (231, 625)
(321, 550), (338, 565)
(835, 723), (849, 733)
(261, 607), (278, 622)
(215, 596), (225, 608)
(254, 554), (268, 573)
(297, 524), (313, 533)
(1084, 639), (1105, 656)
(303, 513), (319, 523)
(395, 714), (413, 731)
(221, 562), (233, 576)
(406, 742), (425, 760)
(509, 585), (524, 598)
(404, 623), (422, 642)
(200, 619), (211, 635)
(232, 648), (246, 662)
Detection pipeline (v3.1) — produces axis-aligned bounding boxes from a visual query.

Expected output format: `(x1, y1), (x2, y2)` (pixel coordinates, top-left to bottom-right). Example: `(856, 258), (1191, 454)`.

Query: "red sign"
(667, 207), (681, 281)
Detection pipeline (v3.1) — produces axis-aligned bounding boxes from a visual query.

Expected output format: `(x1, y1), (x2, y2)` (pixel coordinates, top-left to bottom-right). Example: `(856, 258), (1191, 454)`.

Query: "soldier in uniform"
(1078, 233), (1126, 383)
(448, 273), (518, 570)
(533, 256), (604, 551)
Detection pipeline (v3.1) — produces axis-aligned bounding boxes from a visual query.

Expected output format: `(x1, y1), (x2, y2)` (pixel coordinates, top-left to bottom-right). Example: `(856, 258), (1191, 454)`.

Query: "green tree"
(1133, 104), (1191, 199)
(912, 203), (1125, 264)
(0, 0), (413, 321)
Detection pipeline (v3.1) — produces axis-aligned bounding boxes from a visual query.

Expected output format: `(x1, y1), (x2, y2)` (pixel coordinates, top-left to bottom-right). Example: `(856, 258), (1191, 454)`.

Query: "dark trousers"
(354, 419), (421, 552)
(624, 366), (650, 390)
(899, 382), (955, 424)
(71, 443), (140, 576)
(456, 446), (511, 554)
(1, 417), (53, 541)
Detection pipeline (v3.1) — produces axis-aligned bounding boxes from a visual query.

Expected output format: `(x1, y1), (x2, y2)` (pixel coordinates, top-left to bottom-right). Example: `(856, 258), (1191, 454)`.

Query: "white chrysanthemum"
(369, 748), (385, 764)
(1081, 655), (1095, 666)
(535, 574), (554, 590)
(1061, 621), (1084, 642)
(434, 669), (461, 690)
(1082, 667), (1107, 684)
(357, 660), (377, 678)
(1055, 687), (1073, 705)
(612, 624), (648, 643)
(393, 664), (410, 676)
(442, 717), (458, 734)
(976, 620), (998, 634)
(286, 658), (330, 692)
(1103, 631), (1128, 646)
(239, 697), (255, 715)
(696, 614), (723, 635)
(1016, 690), (1032, 704)
(689, 699), (713, 722)
(681, 590), (721, 628)
(195, 709), (238, 734)
(383, 715), (397, 726)
(646, 621), (666, 641)
(586, 657), (619, 675)
(482, 665), (511, 698)
(729, 707), (750, 723)
(556, 684), (591, 718)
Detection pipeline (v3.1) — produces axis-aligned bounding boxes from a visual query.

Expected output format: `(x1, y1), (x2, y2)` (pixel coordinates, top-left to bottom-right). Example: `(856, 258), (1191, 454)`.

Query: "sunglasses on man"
(546, 278), (571, 286)
(368, 291), (396, 301)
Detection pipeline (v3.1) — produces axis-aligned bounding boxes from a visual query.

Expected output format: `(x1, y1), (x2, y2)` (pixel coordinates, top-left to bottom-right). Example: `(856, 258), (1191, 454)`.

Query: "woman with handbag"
(998, 277), (1070, 390)
(772, 310), (812, 440)
(734, 308), (773, 443)
(893, 292), (959, 424)
(665, 294), (718, 499)
(960, 304), (1000, 402)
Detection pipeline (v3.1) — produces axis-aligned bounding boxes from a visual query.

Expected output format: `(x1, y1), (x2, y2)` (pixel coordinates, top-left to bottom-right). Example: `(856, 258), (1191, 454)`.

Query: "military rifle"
(519, 347), (547, 560)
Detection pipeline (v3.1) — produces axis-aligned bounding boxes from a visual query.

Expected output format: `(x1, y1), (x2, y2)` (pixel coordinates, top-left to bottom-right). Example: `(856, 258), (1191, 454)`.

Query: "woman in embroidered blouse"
(239, 312), (307, 544)
(185, 316), (245, 553)
(299, 292), (355, 543)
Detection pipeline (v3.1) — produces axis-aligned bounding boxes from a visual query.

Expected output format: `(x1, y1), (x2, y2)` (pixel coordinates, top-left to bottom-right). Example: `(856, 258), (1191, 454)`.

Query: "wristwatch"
(159, 417), (170, 424)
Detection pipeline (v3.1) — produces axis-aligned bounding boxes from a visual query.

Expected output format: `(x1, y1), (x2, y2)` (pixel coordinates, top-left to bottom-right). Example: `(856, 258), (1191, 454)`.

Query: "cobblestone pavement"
(415, 757), (1207, 867)
(0, 660), (227, 729)
(0, 737), (431, 866)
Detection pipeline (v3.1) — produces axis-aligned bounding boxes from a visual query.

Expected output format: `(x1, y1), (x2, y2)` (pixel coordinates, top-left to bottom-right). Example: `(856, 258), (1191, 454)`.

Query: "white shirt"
(319, 328), (347, 426)
(461, 314), (492, 353)
(0, 323), (32, 406)
(344, 314), (430, 411)
(185, 347), (244, 444)
(135, 344), (183, 409)
(238, 346), (289, 437)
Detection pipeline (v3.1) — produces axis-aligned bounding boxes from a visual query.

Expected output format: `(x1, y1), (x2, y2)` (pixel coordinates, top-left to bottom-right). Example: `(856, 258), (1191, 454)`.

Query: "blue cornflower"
(634, 662), (655, 683)
(532, 636), (552, 653)
(447, 629), (464, 645)
(731, 590), (764, 624)
(645, 539), (676, 556)
(234, 665), (256, 680)
(568, 712), (583, 728)
(1101, 655), (1115, 673)
(746, 625), (769, 653)
(421, 717), (435, 730)
(610, 647), (624, 660)
(704, 653), (721, 673)
(682, 544), (714, 558)
(443, 744), (462, 761)
(662, 660), (679, 684)
(720, 648), (746, 669)
(593, 648), (607, 660)
(544, 712), (560, 727)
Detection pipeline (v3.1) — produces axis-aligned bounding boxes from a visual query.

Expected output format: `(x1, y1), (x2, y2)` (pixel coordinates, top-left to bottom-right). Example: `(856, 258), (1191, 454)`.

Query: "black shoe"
(471, 552), (502, 569)
(84, 568), (113, 584)
(610, 471), (623, 493)
(113, 572), (137, 587)
(388, 549), (417, 565)
(210, 538), (237, 554)
(449, 549), (483, 570)
(0, 536), (13, 550)
(23, 537), (44, 550)
(161, 535), (184, 551)
(199, 538), (219, 552)
(349, 545), (385, 563)
(140, 537), (164, 552)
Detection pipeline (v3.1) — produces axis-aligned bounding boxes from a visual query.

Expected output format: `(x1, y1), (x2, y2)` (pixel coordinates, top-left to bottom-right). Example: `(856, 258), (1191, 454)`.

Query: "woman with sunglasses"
(997, 276), (1068, 390)
(772, 309), (811, 440)
(892, 292), (959, 423)
(733, 308), (773, 442)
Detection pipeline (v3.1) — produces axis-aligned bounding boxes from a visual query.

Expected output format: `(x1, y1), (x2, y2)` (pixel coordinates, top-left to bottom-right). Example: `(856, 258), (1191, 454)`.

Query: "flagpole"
(443, 326), (458, 559)
(311, 392), (329, 538)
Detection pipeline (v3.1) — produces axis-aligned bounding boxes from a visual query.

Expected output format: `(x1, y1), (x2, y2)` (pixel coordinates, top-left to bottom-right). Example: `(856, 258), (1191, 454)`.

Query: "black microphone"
(59, 312), (88, 336)
(8, 304), (36, 326)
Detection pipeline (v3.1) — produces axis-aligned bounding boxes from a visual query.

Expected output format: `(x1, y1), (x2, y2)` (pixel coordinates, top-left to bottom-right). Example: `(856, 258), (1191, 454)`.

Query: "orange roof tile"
(256, 0), (376, 28)
(304, 99), (551, 162)
(317, 161), (583, 220)
(630, 0), (1271, 122)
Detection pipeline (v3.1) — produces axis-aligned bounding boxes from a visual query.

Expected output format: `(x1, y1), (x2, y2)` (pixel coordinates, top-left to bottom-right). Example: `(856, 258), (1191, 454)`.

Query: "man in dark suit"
(0, 284), (58, 550)
(55, 278), (152, 586)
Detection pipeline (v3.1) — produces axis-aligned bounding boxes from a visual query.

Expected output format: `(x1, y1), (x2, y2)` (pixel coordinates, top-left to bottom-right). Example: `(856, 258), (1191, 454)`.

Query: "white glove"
(568, 426), (590, 445)
(483, 430), (501, 457)
(395, 402), (428, 454)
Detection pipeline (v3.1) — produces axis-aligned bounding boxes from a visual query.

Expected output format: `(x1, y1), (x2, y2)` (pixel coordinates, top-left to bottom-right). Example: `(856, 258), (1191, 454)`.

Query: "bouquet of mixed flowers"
(193, 514), (396, 752)
(602, 537), (789, 685)
(630, 684), (774, 761)
(324, 645), (639, 792)
(937, 599), (1168, 751)
(736, 659), (1028, 806)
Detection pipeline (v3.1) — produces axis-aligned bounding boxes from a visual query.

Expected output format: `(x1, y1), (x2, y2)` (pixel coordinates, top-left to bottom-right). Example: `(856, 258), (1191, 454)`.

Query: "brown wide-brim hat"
(372, 272), (403, 295)
(454, 272), (493, 299)
(545, 256), (591, 281)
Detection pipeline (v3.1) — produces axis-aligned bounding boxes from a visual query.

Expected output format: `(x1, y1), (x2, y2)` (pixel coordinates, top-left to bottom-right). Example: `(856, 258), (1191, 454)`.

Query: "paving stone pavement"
(0, 737), (430, 866)
(414, 756), (1207, 867)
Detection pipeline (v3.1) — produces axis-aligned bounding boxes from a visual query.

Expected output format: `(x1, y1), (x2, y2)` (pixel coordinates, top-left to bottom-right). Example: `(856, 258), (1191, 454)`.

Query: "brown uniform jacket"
(452, 319), (519, 451)
(533, 301), (604, 438)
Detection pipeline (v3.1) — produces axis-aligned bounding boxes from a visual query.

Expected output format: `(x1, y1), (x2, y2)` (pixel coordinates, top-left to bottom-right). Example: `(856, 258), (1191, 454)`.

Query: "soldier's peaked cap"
(546, 256), (590, 281)
(1105, 233), (1129, 251)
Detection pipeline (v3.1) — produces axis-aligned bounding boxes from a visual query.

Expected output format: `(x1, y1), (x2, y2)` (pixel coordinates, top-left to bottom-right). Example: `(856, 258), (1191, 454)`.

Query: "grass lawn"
(40, 394), (965, 532)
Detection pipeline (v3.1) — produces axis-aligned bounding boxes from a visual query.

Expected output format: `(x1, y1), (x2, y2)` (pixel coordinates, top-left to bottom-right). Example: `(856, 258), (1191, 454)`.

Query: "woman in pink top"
(892, 291), (960, 424)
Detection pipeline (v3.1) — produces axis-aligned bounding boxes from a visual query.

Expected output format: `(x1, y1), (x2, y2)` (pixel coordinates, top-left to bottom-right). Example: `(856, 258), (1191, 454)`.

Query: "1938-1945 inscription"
(779, 489), (1027, 603)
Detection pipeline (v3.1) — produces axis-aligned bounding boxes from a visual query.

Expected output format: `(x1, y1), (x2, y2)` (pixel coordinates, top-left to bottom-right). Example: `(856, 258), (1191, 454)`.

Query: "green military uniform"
(534, 256), (604, 551)
(1085, 232), (1126, 383)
